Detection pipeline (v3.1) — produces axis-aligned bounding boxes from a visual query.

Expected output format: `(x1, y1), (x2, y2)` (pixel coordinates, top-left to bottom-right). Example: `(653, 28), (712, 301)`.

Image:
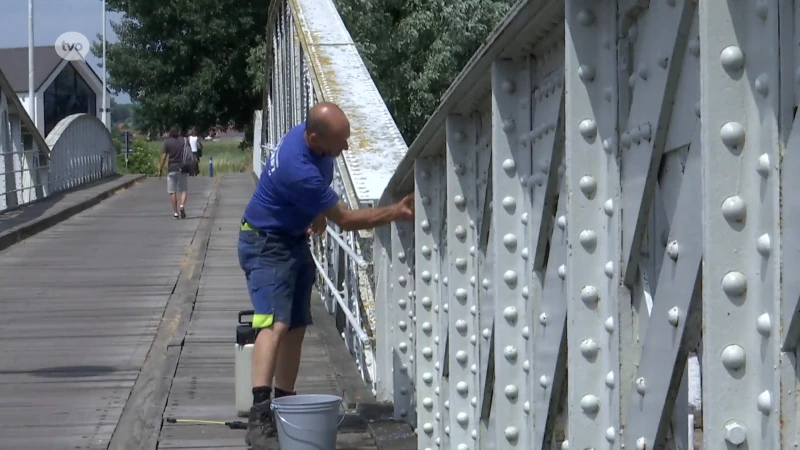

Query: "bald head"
(305, 102), (350, 157)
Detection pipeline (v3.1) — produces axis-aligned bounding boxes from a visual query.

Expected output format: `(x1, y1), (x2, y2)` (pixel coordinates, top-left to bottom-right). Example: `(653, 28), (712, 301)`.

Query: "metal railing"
(252, 0), (800, 448)
(254, 0), (408, 394)
(0, 68), (117, 214)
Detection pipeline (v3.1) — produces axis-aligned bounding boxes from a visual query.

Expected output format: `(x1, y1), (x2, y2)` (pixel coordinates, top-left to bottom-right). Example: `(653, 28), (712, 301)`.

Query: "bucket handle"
(271, 400), (347, 431)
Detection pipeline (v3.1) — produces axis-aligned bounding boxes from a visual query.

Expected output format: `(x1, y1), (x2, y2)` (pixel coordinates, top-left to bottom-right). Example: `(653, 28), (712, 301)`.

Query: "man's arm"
(323, 194), (413, 231)
(158, 141), (168, 177)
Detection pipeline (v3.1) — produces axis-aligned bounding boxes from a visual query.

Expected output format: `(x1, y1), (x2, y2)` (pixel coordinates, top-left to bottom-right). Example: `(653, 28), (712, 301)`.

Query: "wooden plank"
(108, 177), (220, 450)
(0, 178), (215, 449)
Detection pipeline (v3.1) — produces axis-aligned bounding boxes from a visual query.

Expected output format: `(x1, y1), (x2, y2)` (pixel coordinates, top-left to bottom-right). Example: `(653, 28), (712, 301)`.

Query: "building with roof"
(0, 46), (110, 137)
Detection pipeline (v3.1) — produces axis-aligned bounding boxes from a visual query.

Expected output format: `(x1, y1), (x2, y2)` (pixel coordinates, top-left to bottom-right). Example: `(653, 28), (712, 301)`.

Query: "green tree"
(92, 0), (269, 136)
(334, 0), (517, 143)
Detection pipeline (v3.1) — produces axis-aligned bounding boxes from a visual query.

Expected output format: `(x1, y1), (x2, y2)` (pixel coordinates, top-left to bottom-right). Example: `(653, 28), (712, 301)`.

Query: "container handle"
(238, 310), (255, 324)
(271, 400), (346, 431)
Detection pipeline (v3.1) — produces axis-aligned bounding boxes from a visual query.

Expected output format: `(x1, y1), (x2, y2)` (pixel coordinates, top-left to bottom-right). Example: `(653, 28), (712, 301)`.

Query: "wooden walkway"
(0, 174), (380, 450)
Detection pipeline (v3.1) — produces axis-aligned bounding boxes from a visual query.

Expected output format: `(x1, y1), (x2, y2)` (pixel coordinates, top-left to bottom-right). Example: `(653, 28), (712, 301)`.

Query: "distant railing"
(253, 0), (408, 394)
(0, 68), (117, 214)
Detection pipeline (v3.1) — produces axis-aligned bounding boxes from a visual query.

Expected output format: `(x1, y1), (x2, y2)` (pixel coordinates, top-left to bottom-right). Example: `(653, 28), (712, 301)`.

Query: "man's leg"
(178, 173), (188, 218)
(166, 172), (179, 218)
(239, 232), (297, 447)
(274, 256), (315, 395)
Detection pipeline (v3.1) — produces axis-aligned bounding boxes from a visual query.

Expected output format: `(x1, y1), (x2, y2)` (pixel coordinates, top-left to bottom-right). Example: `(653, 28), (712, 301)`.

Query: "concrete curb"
(0, 174), (146, 252)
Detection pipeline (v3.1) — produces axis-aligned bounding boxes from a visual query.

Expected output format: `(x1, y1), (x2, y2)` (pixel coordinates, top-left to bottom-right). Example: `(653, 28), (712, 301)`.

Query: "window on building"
(43, 64), (97, 137)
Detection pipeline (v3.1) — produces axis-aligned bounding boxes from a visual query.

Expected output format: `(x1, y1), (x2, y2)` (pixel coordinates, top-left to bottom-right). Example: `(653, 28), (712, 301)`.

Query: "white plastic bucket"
(271, 394), (344, 450)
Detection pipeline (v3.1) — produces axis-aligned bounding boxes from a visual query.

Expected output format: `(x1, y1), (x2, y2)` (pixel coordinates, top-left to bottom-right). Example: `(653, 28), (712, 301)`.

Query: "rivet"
(668, 306), (680, 326)
(421, 220), (431, 232)
(579, 230), (598, 252)
(580, 339), (600, 358)
(757, 234), (771, 257)
(576, 9), (595, 26)
(504, 270), (518, 287)
(539, 375), (549, 388)
(657, 55), (668, 69)
(455, 288), (468, 303)
(605, 371), (615, 388)
(455, 350), (468, 365)
(757, 153), (771, 177)
(720, 46), (745, 72)
(720, 122), (746, 150)
(454, 195), (466, 208)
(721, 344), (746, 371)
(636, 437), (647, 450)
(503, 233), (518, 251)
(454, 131), (466, 142)
(423, 423), (434, 434)
(503, 346), (518, 361)
(503, 306), (518, 323)
(504, 384), (519, 400)
(482, 328), (490, 339)
(603, 199), (614, 216)
(521, 326), (530, 339)
(455, 258), (467, 271)
(421, 271), (432, 282)
(635, 377), (646, 395)
(580, 285), (600, 306)
(521, 247), (529, 260)
(423, 397), (434, 409)
(398, 321), (407, 331)
(721, 195), (746, 223)
(482, 278), (490, 289)
(606, 427), (616, 442)
(757, 390), (772, 414)
(504, 426), (520, 442)
(579, 175), (597, 198)
(455, 319), (468, 334)
(666, 240), (679, 260)
(580, 394), (600, 414)
(456, 412), (468, 426)
(579, 119), (598, 141)
(523, 401), (530, 414)
(578, 65), (595, 82)
(722, 271), (747, 297)
(501, 79), (516, 93)
(562, 441), (569, 450)
(557, 215), (567, 230)
(755, 73), (770, 97)
(456, 382), (469, 395)
(604, 317), (615, 333)
(503, 119), (515, 133)
(602, 138), (613, 153)
(757, 313), (771, 336)
(422, 297), (432, 308)
(422, 246), (432, 258)
(539, 313), (548, 325)
(455, 226), (467, 240)
(422, 322), (432, 334)
(604, 261), (614, 278)
(399, 342), (408, 352)
(520, 212), (528, 225)
(502, 158), (516, 174)
(557, 265), (566, 279)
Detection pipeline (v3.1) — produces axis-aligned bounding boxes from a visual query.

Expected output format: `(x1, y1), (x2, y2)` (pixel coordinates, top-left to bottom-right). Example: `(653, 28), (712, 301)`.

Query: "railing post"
(444, 115), (485, 448)
(414, 156), (445, 448)
(564, 0), (621, 447)
(700, 1), (781, 448)
(390, 218), (416, 423)
(491, 57), (533, 449)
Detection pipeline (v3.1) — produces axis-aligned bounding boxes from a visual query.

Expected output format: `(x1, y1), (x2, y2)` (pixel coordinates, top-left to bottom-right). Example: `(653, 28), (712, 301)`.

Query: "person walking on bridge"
(238, 101), (414, 447)
(158, 125), (191, 219)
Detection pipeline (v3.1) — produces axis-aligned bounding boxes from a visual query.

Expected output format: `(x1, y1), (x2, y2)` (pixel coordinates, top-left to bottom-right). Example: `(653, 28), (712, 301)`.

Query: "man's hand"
(393, 193), (414, 221)
(310, 213), (327, 236)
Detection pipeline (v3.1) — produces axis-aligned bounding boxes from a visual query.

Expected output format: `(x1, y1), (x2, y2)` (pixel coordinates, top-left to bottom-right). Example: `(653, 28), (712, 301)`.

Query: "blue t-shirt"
(243, 123), (339, 237)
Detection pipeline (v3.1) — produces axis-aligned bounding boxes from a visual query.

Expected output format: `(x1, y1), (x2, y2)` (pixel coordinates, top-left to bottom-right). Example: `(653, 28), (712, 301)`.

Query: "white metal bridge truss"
(259, 0), (800, 448)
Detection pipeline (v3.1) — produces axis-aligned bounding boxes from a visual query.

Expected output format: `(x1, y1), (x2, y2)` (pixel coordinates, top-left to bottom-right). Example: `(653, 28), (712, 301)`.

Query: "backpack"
(180, 137), (199, 176)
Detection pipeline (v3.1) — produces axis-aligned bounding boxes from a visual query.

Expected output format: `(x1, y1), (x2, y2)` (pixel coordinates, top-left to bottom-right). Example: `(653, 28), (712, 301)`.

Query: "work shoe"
(245, 400), (276, 448)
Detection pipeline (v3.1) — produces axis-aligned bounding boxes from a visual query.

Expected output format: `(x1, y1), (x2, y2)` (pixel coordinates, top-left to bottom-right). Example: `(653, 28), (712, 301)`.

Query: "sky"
(0, 0), (131, 103)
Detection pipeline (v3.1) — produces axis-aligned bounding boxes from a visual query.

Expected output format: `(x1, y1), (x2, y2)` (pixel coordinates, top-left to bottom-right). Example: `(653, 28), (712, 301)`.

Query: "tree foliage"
(93, 0), (269, 136)
(333, 0), (518, 142)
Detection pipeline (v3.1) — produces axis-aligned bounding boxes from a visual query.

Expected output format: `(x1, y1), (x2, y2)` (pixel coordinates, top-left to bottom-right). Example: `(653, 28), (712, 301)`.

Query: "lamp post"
(28, 0), (34, 123)
(102, 0), (108, 128)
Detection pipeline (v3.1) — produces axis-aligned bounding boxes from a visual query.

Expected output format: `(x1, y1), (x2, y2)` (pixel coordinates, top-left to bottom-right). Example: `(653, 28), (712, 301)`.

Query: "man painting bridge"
(238, 101), (414, 447)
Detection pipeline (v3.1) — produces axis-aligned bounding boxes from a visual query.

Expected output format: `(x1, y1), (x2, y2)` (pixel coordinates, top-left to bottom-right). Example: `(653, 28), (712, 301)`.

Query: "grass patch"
(116, 138), (252, 176)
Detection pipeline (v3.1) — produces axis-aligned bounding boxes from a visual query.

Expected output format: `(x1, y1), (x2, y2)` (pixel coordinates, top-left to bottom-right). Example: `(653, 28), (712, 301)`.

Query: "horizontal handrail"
(310, 250), (370, 344)
(326, 226), (369, 269)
